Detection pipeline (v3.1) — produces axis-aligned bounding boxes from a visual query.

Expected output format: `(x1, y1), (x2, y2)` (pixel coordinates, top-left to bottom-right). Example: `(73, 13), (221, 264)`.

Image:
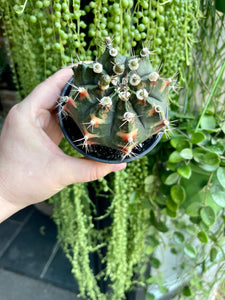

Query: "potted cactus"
(58, 37), (171, 163)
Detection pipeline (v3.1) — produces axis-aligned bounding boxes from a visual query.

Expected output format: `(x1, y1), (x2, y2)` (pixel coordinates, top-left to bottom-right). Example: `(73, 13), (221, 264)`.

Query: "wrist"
(0, 194), (20, 223)
(0, 174), (23, 223)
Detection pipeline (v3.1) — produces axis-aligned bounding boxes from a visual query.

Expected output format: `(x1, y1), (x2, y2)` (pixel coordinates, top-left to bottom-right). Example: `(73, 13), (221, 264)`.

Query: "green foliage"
(215, 0), (225, 14)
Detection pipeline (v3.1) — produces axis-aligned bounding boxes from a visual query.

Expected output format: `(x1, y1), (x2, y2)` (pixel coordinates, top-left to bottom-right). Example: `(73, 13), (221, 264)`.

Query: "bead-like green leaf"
(177, 165), (192, 179)
(184, 244), (197, 258)
(197, 231), (208, 243)
(200, 206), (216, 226)
(217, 167), (225, 189)
(164, 172), (179, 185)
(170, 185), (186, 204)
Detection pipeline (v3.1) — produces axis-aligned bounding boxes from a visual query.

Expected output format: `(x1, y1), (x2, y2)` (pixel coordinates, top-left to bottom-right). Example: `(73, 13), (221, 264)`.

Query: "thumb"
(58, 155), (126, 184)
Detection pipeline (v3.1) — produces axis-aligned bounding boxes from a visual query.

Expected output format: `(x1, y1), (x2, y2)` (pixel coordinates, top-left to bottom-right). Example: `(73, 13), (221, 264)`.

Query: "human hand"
(0, 68), (126, 222)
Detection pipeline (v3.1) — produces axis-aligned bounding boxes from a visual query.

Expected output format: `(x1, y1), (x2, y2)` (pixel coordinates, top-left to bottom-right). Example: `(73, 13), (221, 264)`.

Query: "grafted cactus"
(60, 37), (174, 160)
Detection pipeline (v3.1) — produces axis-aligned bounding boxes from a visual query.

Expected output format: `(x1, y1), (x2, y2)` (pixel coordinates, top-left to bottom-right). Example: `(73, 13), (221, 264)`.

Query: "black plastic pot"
(58, 78), (165, 164)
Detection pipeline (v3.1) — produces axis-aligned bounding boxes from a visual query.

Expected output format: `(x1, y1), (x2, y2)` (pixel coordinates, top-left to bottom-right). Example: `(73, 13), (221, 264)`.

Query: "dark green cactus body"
(62, 38), (172, 159)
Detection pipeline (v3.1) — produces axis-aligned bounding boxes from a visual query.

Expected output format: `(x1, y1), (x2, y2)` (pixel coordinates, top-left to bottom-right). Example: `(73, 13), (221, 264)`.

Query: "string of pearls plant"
(1, 0), (199, 97)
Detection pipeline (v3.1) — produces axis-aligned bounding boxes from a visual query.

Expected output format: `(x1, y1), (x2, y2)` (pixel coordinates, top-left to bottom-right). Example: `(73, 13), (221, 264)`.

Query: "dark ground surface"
(0, 205), (83, 300)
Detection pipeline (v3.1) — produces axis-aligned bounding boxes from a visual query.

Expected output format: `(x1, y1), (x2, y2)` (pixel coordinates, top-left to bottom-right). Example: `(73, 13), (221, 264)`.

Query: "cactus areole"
(58, 37), (172, 163)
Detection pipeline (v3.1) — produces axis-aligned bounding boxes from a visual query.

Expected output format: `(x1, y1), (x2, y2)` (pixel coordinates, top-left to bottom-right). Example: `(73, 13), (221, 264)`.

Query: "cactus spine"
(60, 37), (174, 160)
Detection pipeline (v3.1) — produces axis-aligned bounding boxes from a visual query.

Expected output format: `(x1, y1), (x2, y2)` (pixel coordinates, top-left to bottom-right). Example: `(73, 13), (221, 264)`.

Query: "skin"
(0, 68), (126, 222)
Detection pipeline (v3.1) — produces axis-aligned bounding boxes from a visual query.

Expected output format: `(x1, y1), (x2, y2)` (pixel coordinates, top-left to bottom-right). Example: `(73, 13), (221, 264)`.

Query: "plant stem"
(195, 60), (225, 132)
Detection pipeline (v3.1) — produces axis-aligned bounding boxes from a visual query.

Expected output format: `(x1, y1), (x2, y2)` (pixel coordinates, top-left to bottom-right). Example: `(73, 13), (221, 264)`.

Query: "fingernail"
(112, 163), (127, 172)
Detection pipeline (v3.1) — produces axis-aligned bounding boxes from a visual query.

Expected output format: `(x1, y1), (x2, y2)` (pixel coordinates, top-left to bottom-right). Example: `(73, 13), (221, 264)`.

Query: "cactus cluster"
(60, 37), (175, 160)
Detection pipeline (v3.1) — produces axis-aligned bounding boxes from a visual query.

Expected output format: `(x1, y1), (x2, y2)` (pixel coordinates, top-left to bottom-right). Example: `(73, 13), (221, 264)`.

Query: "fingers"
(56, 155), (126, 184)
(25, 68), (73, 110)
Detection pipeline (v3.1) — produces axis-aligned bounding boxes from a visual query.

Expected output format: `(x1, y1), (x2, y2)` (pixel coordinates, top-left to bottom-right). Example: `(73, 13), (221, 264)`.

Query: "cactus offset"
(60, 37), (174, 160)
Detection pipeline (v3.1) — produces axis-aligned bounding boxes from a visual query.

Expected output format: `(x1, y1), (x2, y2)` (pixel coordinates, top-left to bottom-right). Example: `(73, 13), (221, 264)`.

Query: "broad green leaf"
(184, 244), (197, 258)
(145, 175), (156, 186)
(217, 167), (225, 188)
(159, 286), (168, 294)
(190, 216), (201, 224)
(179, 148), (193, 160)
(155, 221), (169, 233)
(150, 210), (169, 232)
(186, 202), (202, 217)
(202, 152), (220, 167)
(129, 191), (137, 203)
(173, 231), (185, 244)
(166, 196), (178, 212)
(177, 165), (192, 179)
(190, 132), (205, 144)
(200, 115), (216, 130)
(141, 198), (152, 209)
(185, 225), (198, 236)
(176, 139), (192, 151)
(166, 207), (177, 218)
(193, 149), (220, 171)
(207, 143), (225, 155)
(168, 151), (183, 163)
(197, 231), (208, 243)
(166, 161), (177, 171)
(155, 195), (166, 205)
(200, 206), (216, 226)
(146, 245), (154, 255)
(210, 247), (218, 262)
(199, 221), (209, 232)
(210, 184), (225, 208)
(170, 185), (186, 204)
(218, 237), (225, 248)
(170, 136), (184, 149)
(149, 257), (161, 268)
(146, 293), (155, 300)
(182, 286), (192, 297)
(164, 172), (179, 185)
(216, 0), (225, 14)
(148, 236), (160, 248)
(170, 137), (191, 151)
(171, 248), (178, 254)
(221, 122), (225, 134)
(193, 148), (206, 163)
